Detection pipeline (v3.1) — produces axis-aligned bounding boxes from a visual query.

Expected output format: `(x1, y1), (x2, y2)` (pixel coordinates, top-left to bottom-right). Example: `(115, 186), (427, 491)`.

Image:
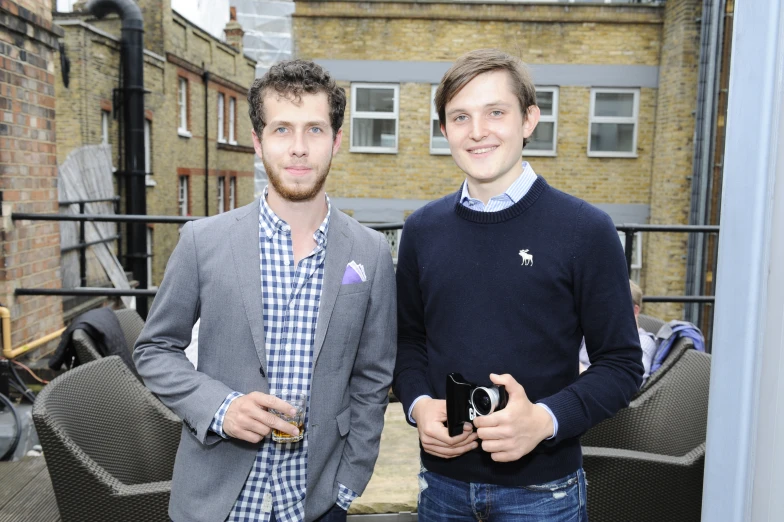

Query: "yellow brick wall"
(644, 0), (701, 320)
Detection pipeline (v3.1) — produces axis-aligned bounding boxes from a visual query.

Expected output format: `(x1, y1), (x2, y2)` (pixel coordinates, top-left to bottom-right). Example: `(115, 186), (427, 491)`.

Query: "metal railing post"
(79, 202), (87, 287)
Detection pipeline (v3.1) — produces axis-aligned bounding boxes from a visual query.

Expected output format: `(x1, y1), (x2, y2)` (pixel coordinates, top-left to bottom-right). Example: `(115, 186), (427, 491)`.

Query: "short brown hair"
(629, 279), (643, 309)
(247, 59), (346, 138)
(434, 49), (537, 146)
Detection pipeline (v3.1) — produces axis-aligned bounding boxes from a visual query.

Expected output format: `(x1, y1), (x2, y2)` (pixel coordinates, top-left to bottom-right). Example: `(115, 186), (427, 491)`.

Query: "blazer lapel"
(313, 210), (353, 364)
(230, 199), (267, 373)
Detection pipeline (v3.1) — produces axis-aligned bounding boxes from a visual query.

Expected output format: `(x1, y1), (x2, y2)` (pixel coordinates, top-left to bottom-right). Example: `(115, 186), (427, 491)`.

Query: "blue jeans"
(417, 467), (588, 522)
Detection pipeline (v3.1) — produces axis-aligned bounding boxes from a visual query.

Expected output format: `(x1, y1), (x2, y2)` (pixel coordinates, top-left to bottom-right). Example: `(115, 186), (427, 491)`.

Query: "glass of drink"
(270, 392), (305, 443)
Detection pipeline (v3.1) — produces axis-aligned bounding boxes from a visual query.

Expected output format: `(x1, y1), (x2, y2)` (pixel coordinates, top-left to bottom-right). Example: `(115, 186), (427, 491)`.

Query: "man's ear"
(440, 123), (447, 139)
(251, 129), (263, 159)
(522, 105), (541, 138)
(332, 128), (343, 156)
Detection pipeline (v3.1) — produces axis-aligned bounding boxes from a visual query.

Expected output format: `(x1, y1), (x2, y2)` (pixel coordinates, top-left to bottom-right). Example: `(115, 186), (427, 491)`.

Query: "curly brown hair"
(247, 59), (346, 139)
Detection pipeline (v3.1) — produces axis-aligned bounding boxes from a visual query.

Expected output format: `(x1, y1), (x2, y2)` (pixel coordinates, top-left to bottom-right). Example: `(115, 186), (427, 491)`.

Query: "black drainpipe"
(203, 64), (210, 216)
(88, 0), (149, 318)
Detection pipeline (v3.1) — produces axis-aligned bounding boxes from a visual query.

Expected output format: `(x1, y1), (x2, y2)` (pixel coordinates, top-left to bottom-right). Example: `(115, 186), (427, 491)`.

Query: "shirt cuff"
(535, 402), (558, 440)
(210, 391), (243, 438)
(408, 395), (432, 425)
(336, 483), (358, 510)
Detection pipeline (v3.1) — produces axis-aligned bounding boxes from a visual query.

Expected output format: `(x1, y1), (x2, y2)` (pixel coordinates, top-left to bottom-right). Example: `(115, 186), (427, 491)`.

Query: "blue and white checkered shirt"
(210, 191), (357, 521)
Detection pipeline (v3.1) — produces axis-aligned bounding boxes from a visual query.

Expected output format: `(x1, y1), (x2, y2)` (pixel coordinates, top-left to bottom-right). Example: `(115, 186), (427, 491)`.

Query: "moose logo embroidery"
(519, 249), (533, 266)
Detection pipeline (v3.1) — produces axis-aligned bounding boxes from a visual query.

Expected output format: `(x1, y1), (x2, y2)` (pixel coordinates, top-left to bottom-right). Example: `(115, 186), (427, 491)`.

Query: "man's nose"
(291, 130), (308, 157)
(469, 118), (488, 141)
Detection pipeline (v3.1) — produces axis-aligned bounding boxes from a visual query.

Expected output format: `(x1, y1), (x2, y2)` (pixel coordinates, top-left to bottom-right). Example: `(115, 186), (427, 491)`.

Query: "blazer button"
(259, 366), (265, 377)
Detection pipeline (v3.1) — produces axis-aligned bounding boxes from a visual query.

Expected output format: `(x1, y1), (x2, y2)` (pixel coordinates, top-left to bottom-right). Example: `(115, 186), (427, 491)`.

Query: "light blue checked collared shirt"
(210, 191), (357, 522)
(408, 162), (559, 439)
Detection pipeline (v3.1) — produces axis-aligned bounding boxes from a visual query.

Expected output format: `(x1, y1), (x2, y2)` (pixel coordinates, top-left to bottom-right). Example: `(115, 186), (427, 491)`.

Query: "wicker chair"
(71, 308), (145, 365)
(637, 313), (665, 335)
(32, 356), (181, 522)
(581, 339), (711, 522)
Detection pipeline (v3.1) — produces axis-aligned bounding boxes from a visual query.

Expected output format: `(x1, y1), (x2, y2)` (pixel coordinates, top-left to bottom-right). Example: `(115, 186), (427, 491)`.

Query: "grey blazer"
(134, 199), (396, 522)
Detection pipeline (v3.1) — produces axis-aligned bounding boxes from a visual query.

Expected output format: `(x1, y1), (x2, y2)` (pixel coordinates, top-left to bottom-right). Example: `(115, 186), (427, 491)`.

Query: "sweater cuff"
(535, 403), (558, 440)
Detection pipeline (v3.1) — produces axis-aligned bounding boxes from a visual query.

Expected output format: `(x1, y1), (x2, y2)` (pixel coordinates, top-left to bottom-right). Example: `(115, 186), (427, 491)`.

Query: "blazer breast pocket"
(323, 288), (370, 368)
(336, 280), (370, 296)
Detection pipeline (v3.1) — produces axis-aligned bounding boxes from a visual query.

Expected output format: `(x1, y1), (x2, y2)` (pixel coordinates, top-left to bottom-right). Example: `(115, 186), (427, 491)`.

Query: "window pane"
(352, 118), (396, 148)
(355, 88), (395, 113)
(431, 121), (449, 151)
(537, 91), (553, 116)
(590, 123), (635, 153)
(528, 122), (555, 151)
(594, 92), (634, 118)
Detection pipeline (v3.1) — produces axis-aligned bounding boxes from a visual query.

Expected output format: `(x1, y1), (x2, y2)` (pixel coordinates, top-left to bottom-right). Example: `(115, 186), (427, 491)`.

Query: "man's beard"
(262, 153), (331, 203)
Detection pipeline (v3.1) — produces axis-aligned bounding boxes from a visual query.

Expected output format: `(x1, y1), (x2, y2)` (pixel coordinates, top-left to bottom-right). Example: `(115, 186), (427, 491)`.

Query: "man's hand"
(223, 392), (300, 443)
(473, 374), (554, 462)
(411, 398), (478, 459)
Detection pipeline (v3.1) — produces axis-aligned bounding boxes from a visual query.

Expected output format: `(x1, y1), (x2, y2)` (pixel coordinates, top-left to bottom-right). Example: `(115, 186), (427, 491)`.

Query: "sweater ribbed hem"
(421, 438), (582, 487)
(453, 176), (548, 224)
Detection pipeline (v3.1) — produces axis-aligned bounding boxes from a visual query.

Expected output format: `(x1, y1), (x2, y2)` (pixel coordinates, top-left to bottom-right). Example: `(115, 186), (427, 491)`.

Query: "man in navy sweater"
(393, 49), (644, 521)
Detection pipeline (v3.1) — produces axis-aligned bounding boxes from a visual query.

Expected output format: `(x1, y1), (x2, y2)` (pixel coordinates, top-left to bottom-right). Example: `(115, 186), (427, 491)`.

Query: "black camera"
(446, 373), (509, 437)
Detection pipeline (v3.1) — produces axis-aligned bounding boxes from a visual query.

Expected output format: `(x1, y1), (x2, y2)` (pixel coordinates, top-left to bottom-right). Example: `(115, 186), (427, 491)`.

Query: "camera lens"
(471, 387), (499, 416)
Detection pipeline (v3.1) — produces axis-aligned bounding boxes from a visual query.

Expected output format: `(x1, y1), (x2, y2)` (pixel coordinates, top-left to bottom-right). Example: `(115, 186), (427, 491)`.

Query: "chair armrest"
(582, 443), (705, 522)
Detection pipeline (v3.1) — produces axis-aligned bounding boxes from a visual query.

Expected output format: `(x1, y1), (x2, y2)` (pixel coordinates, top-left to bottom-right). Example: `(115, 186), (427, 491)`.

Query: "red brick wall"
(0, 0), (64, 348)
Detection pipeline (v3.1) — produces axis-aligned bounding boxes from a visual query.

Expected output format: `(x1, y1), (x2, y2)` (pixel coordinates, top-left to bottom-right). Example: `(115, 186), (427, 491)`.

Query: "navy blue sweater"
(393, 176), (643, 486)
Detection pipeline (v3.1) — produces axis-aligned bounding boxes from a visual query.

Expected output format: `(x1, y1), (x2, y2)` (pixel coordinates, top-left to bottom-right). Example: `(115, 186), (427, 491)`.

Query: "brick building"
(293, 0), (702, 319)
(0, 0), (64, 350)
(53, 0), (257, 287)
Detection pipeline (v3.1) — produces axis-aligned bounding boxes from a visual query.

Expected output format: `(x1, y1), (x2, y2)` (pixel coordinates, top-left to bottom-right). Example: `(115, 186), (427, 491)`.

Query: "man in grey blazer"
(134, 60), (396, 522)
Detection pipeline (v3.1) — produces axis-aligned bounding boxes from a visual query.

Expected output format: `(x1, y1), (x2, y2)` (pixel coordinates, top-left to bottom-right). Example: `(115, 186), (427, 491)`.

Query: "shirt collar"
(460, 161), (537, 206)
(259, 187), (331, 247)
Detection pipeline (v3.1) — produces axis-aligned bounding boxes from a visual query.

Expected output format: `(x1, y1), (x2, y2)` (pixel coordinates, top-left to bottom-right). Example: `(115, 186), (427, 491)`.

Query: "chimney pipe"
(87, 0), (149, 317)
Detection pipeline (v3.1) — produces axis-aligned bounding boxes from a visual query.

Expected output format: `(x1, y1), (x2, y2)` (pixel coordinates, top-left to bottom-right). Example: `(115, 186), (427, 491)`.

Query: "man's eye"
(490, 110), (503, 117)
(274, 127), (287, 133)
(454, 115), (467, 122)
(311, 127), (323, 134)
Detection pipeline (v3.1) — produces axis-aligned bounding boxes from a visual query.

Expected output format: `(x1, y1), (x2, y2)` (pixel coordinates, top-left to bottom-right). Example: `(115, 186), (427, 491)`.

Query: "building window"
(146, 227), (154, 289)
(178, 77), (190, 137)
(178, 176), (189, 216)
(217, 176), (225, 213)
(101, 110), (110, 144)
(350, 83), (399, 153)
(218, 93), (226, 143)
(229, 97), (236, 144)
(526, 87), (559, 156)
(589, 88), (639, 157)
(618, 231), (643, 283)
(229, 177), (236, 210)
(430, 85), (449, 155)
(144, 119), (152, 174)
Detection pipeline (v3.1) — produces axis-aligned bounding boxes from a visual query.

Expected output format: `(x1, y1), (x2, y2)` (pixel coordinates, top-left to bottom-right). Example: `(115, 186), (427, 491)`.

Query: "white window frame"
(429, 85), (450, 155)
(217, 176), (225, 213)
(588, 88), (639, 158)
(144, 119), (156, 186)
(217, 93), (226, 143)
(146, 227), (156, 290)
(229, 97), (237, 145)
(350, 83), (399, 154)
(178, 176), (189, 216)
(101, 110), (110, 144)
(618, 231), (643, 282)
(178, 77), (191, 137)
(229, 177), (236, 210)
(525, 86), (559, 157)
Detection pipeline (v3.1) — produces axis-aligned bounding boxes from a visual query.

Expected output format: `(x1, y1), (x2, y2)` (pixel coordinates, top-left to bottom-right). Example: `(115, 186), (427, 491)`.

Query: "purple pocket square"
(341, 266), (363, 285)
